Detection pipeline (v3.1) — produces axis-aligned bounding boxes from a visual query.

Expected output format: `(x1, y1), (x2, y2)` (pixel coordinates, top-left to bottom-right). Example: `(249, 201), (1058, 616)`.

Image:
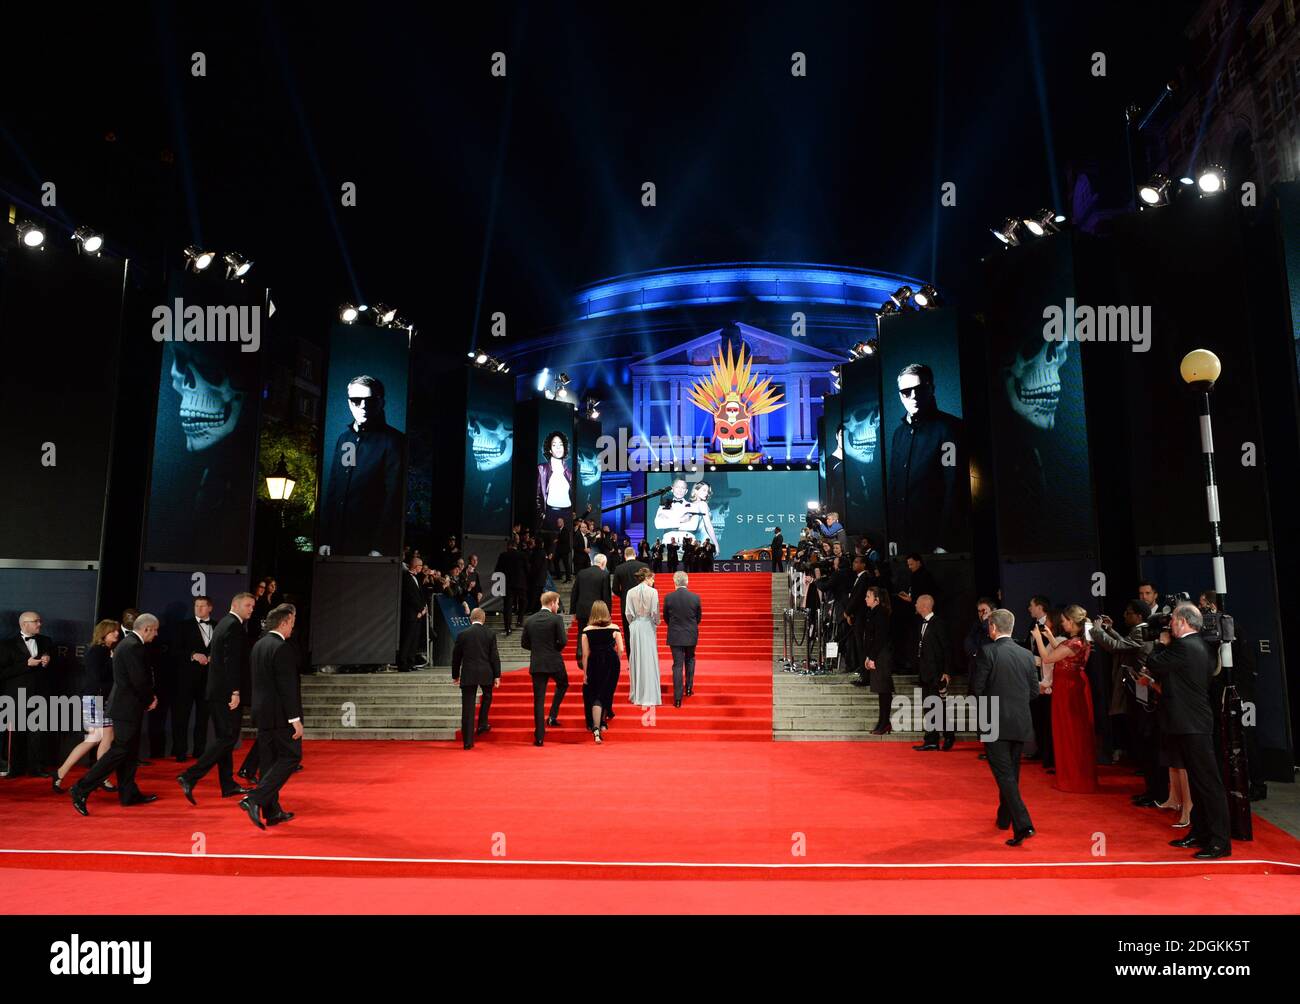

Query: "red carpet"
(2, 740), (1297, 914)
(478, 572), (773, 742)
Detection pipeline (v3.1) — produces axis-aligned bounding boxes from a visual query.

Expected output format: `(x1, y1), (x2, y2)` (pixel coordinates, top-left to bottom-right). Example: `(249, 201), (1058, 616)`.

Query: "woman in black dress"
(863, 586), (895, 735)
(579, 600), (624, 744)
(54, 619), (120, 792)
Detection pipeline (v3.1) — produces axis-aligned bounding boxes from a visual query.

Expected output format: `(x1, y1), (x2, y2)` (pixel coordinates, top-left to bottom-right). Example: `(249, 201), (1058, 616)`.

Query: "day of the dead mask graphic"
(578, 447), (600, 487)
(467, 411), (513, 471)
(842, 404), (880, 464)
(688, 341), (784, 465)
(1004, 336), (1067, 430)
(171, 343), (246, 452)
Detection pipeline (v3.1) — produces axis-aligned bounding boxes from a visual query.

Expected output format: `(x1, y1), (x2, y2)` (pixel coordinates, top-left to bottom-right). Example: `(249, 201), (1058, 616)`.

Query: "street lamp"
(265, 453), (296, 577)
(1179, 348), (1252, 840)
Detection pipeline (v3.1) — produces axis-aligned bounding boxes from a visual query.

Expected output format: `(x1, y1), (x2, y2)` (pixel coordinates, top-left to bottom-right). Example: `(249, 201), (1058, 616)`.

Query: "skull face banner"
(463, 366), (514, 537)
(171, 342), (247, 451)
(687, 342), (784, 465)
(1004, 335), (1067, 430)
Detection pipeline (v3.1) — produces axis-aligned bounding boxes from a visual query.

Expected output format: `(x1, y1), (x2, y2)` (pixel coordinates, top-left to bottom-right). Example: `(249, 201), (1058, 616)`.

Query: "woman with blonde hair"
(580, 601), (624, 743)
(625, 567), (662, 708)
(1033, 604), (1097, 793)
(54, 619), (120, 792)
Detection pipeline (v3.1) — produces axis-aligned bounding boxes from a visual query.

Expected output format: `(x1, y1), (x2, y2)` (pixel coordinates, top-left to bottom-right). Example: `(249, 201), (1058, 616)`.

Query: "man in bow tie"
(1, 611), (56, 778)
(170, 596), (214, 763)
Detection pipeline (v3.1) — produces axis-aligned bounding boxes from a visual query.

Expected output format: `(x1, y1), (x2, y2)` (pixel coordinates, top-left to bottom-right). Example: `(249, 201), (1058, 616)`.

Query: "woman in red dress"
(1033, 605), (1097, 793)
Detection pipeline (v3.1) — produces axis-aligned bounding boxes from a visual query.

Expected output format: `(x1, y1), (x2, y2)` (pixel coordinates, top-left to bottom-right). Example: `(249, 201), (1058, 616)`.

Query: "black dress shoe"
(1169, 836), (1205, 848)
(70, 789), (89, 816)
(177, 775), (197, 805)
(674, 699), (682, 708)
(870, 726), (892, 736)
(606, 711), (615, 721)
(913, 743), (939, 751)
(123, 793), (159, 806)
(265, 811), (295, 826)
(941, 737), (956, 751)
(685, 689), (693, 697)
(1006, 828), (1035, 846)
(534, 739), (544, 747)
(463, 744), (474, 750)
(221, 786), (253, 798)
(476, 724), (491, 735)
(1192, 845), (1231, 860)
(546, 717), (560, 727)
(238, 797), (266, 830)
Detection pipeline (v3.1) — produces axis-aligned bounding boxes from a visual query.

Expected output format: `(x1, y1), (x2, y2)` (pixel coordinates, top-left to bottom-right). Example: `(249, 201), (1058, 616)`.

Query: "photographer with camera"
(1089, 600), (1157, 788)
(810, 509), (849, 551)
(1144, 603), (1231, 859)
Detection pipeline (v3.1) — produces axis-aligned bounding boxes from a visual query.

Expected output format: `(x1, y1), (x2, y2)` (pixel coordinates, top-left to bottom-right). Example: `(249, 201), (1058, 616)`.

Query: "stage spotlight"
(222, 252), (253, 279)
(765, 463), (773, 470)
(582, 396), (601, 420)
(71, 226), (103, 255)
(497, 360), (508, 372)
(1197, 164), (1226, 194)
(709, 465), (716, 471)
(888, 285), (914, 308)
(805, 463), (813, 470)
(1179, 176), (1195, 187)
(1022, 209), (1060, 236)
(544, 389), (555, 400)
(863, 340), (877, 355)
(16, 221), (45, 248)
(371, 303), (398, 326)
(1054, 213), (1066, 223)
(1138, 175), (1171, 207)
(475, 352), (488, 365)
(746, 464), (754, 471)
(991, 218), (1021, 246)
(558, 372), (571, 387)
(807, 500), (820, 510)
(183, 245), (215, 271)
(876, 301), (900, 319)
(913, 284), (940, 309)
(340, 303), (360, 323)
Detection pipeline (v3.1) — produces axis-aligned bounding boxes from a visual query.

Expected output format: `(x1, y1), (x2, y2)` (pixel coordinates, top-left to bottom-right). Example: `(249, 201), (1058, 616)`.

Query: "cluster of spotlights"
(15, 221), (106, 256)
(876, 284), (939, 319)
(467, 350), (509, 373)
(184, 246), (254, 280)
(990, 210), (1066, 248)
(1137, 165), (1226, 208)
(544, 372), (572, 401)
(338, 302), (412, 330)
(582, 396), (600, 420)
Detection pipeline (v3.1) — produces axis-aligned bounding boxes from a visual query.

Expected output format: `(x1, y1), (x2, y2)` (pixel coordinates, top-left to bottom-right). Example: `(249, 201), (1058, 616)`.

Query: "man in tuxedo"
(494, 540), (529, 635)
(771, 528), (784, 572)
(1019, 594), (1054, 767)
(572, 521), (592, 572)
(1, 611), (56, 778)
(177, 593), (257, 803)
(663, 571), (703, 708)
(572, 554), (612, 662)
(451, 608), (501, 749)
(70, 614), (162, 814)
(237, 604), (303, 829)
(1147, 604), (1232, 859)
(971, 609), (1041, 845)
(521, 591), (568, 745)
(842, 556), (870, 685)
(665, 540), (679, 573)
(912, 594), (954, 751)
(611, 546), (649, 637)
(554, 517), (574, 583)
(399, 555), (429, 671)
(170, 596), (214, 762)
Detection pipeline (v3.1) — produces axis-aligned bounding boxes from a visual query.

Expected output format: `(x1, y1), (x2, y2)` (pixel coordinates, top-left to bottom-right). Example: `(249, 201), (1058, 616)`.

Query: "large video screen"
(531, 399), (575, 533)
(645, 470), (818, 555)
(0, 250), (125, 562)
(317, 322), (409, 558)
(143, 274), (264, 566)
(879, 308), (972, 555)
(463, 367), (514, 536)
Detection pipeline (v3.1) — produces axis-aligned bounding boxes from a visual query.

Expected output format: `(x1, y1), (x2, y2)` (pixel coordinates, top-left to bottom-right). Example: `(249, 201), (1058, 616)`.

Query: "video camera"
(1144, 591), (1234, 646)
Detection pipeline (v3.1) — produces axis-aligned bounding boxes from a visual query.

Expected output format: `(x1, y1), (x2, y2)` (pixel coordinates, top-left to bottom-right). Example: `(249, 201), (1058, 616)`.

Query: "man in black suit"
(1, 611), (56, 778)
(237, 604), (303, 829)
(399, 555), (429, 671)
(1018, 594), (1054, 768)
(451, 608), (501, 748)
(611, 547), (649, 637)
(571, 554), (612, 663)
(554, 517), (574, 583)
(1147, 604), (1232, 859)
(521, 591), (568, 745)
(771, 528), (784, 572)
(842, 556), (870, 684)
(170, 596), (214, 762)
(971, 609), (1041, 845)
(912, 594), (954, 751)
(69, 614), (162, 814)
(665, 540), (679, 573)
(895, 553), (939, 613)
(177, 593), (257, 803)
(494, 540), (529, 634)
(663, 571), (703, 708)
(572, 521), (592, 572)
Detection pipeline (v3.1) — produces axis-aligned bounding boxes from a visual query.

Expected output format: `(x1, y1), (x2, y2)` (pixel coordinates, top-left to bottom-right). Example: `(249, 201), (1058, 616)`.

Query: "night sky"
(1, 1), (1202, 363)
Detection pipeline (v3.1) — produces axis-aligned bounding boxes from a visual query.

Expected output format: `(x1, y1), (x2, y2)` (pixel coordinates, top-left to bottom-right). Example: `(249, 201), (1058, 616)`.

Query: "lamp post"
(264, 453), (297, 578)
(1179, 349), (1252, 840)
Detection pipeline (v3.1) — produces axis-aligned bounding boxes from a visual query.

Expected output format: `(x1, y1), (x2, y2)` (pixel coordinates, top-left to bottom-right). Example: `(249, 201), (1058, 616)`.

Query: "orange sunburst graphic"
(687, 341), (785, 417)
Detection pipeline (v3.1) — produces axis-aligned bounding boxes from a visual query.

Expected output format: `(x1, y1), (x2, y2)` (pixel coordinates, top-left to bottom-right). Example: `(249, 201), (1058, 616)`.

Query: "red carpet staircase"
(473, 573), (774, 743)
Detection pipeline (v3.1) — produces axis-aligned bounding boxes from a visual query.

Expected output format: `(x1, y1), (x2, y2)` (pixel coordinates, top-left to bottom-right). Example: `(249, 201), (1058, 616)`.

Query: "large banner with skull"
(985, 237), (1094, 558)
(879, 308), (971, 556)
(143, 275), (265, 568)
(839, 356), (886, 543)
(316, 322), (410, 559)
(463, 366), (515, 536)
(818, 395), (846, 520)
(574, 415), (603, 522)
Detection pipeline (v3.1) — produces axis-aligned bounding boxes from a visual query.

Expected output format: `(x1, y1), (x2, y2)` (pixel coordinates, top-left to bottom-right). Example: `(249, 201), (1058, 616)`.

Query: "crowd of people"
(0, 589), (307, 830)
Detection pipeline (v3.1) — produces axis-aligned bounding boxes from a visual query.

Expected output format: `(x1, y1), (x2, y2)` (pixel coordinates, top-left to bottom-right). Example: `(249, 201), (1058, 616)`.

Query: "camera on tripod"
(1143, 591), (1234, 645)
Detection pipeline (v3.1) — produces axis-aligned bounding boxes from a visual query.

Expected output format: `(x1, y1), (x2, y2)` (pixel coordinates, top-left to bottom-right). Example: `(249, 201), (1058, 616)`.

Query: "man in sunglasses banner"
(886, 363), (967, 555)
(319, 374), (406, 557)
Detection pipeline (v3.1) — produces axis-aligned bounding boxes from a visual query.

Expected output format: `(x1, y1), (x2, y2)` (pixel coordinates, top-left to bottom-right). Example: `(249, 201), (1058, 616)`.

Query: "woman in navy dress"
(54, 619), (120, 792)
(580, 601), (624, 744)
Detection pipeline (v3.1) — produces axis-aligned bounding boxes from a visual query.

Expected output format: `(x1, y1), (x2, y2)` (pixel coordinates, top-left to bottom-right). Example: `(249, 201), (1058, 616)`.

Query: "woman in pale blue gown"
(625, 567), (662, 707)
